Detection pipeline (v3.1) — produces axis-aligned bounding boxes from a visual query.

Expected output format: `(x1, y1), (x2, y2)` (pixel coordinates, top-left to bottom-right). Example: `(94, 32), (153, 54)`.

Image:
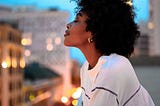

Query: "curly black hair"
(72, 0), (140, 58)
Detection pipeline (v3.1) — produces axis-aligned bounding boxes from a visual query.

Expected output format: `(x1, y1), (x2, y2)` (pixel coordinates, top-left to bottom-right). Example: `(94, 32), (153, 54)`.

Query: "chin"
(64, 42), (71, 46)
(64, 43), (76, 47)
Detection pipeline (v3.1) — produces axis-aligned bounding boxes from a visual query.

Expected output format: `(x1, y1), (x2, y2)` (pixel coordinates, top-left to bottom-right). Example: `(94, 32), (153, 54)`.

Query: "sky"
(0, 0), (149, 64)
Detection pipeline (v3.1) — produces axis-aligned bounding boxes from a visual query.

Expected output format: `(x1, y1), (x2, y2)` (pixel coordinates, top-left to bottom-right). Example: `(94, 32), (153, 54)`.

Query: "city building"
(135, 22), (150, 56)
(148, 0), (160, 56)
(0, 6), (73, 104)
(133, 0), (160, 57)
(0, 21), (25, 106)
(0, 5), (12, 12)
(23, 62), (62, 106)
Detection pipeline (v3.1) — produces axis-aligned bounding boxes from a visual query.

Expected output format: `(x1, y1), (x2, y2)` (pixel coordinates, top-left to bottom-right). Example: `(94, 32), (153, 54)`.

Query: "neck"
(79, 44), (102, 69)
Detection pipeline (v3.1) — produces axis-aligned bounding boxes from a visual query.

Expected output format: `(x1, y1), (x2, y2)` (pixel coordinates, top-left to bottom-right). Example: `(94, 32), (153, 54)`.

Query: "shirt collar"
(87, 56), (106, 84)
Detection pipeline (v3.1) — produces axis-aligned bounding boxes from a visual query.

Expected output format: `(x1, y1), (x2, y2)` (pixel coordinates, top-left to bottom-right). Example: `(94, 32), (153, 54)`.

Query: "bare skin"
(64, 12), (102, 69)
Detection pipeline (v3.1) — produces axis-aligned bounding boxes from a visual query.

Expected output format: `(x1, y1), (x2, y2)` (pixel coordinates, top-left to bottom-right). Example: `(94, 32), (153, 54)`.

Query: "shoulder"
(96, 53), (140, 90)
(100, 54), (139, 82)
(100, 53), (133, 74)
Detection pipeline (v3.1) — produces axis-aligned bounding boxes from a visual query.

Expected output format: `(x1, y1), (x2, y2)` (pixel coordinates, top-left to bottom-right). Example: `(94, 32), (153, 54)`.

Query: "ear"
(88, 37), (94, 43)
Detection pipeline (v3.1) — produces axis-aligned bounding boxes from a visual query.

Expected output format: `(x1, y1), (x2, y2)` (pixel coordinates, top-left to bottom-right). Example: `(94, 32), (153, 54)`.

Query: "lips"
(64, 30), (70, 37)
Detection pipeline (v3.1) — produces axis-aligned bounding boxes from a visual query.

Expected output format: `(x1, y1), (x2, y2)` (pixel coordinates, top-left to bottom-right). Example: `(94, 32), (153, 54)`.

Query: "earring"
(88, 38), (93, 43)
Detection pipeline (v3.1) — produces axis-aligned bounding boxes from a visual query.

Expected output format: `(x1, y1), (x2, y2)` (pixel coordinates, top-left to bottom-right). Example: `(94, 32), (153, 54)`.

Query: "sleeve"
(123, 86), (155, 106)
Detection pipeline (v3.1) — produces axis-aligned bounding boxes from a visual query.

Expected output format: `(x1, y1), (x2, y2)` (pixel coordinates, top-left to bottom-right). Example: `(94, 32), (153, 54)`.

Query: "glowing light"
(6, 57), (11, 67)
(55, 37), (61, 45)
(148, 22), (154, 30)
(21, 38), (27, 45)
(77, 87), (82, 92)
(72, 100), (78, 106)
(24, 49), (31, 57)
(29, 94), (35, 101)
(72, 87), (82, 99)
(61, 96), (68, 104)
(21, 38), (32, 46)
(12, 58), (17, 68)
(46, 44), (53, 51)
(20, 58), (25, 68)
(2, 61), (7, 68)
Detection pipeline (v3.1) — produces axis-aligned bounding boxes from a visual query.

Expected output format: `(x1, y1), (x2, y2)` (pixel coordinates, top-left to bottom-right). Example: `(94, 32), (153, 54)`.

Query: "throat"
(88, 64), (92, 70)
(86, 53), (102, 70)
(88, 58), (99, 70)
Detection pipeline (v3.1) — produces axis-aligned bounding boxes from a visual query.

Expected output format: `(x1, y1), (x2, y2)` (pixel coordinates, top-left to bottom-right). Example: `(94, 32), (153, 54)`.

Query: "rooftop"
(24, 61), (61, 81)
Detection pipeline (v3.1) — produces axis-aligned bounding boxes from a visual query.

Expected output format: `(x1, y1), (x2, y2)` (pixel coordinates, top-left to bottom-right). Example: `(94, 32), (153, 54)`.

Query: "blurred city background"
(0, 0), (159, 106)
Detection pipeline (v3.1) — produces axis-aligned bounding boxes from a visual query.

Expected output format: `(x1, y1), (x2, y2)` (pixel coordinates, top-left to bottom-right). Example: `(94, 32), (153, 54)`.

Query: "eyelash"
(73, 20), (78, 22)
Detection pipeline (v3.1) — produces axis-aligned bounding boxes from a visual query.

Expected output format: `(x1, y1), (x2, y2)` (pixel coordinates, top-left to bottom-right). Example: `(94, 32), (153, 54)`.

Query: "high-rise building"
(133, 0), (160, 57)
(0, 5), (12, 12)
(0, 22), (25, 106)
(0, 7), (72, 99)
(135, 22), (150, 56)
(148, 0), (160, 56)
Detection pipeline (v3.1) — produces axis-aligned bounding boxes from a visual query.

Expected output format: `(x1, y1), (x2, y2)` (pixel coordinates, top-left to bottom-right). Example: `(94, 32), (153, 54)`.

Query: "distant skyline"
(0, 0), (77, 21)
(0, 0), (149, 22)
(0, 0), (149, 64)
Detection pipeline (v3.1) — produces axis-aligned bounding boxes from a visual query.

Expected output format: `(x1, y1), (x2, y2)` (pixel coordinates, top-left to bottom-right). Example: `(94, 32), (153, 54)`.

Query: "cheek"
(71, 25), (86, 35)
(64, 24), (89, 46)
(71, 25), (89, 40)
(64, 31), (89, 47)
(72, 28), (88, 42)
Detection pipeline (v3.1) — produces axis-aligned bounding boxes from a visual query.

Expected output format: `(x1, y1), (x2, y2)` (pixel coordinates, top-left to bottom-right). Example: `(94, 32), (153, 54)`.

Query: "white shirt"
(80, 54), (155, 106)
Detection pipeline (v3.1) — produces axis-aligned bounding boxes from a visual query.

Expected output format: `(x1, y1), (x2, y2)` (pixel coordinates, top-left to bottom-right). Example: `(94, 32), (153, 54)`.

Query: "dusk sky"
(0, 0), (149, 64)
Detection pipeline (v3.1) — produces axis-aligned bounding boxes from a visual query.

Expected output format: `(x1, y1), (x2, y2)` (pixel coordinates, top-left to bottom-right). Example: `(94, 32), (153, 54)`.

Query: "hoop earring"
(88, 38), (93, 43)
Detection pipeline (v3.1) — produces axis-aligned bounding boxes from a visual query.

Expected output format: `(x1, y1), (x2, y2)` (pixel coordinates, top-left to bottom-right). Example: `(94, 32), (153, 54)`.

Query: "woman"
(64, 0), (155, 105)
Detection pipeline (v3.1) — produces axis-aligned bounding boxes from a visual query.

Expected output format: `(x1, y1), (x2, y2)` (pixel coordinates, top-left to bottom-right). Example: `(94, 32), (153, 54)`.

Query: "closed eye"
(73, 20), (78, 22)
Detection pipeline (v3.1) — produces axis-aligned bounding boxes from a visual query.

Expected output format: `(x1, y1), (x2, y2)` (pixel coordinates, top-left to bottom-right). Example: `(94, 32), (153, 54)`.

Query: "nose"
(66, 22), (72, 29)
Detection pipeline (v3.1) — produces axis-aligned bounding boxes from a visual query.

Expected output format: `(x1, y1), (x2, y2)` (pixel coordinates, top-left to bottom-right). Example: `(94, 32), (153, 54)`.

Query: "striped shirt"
(80, 54), (155, 106)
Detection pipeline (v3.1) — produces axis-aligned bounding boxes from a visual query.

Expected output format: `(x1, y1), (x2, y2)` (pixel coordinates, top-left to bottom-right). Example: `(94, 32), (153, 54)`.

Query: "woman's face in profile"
(64, 12), (92, 48)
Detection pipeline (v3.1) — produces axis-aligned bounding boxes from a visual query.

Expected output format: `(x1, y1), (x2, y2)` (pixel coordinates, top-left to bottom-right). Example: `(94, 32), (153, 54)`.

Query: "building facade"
(148, 0), (160, 56)
(0, 8), (72, 102)
(133, 0), (160, 57)
(135, 22), (150, 56)
(0, 22), (25, 106)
